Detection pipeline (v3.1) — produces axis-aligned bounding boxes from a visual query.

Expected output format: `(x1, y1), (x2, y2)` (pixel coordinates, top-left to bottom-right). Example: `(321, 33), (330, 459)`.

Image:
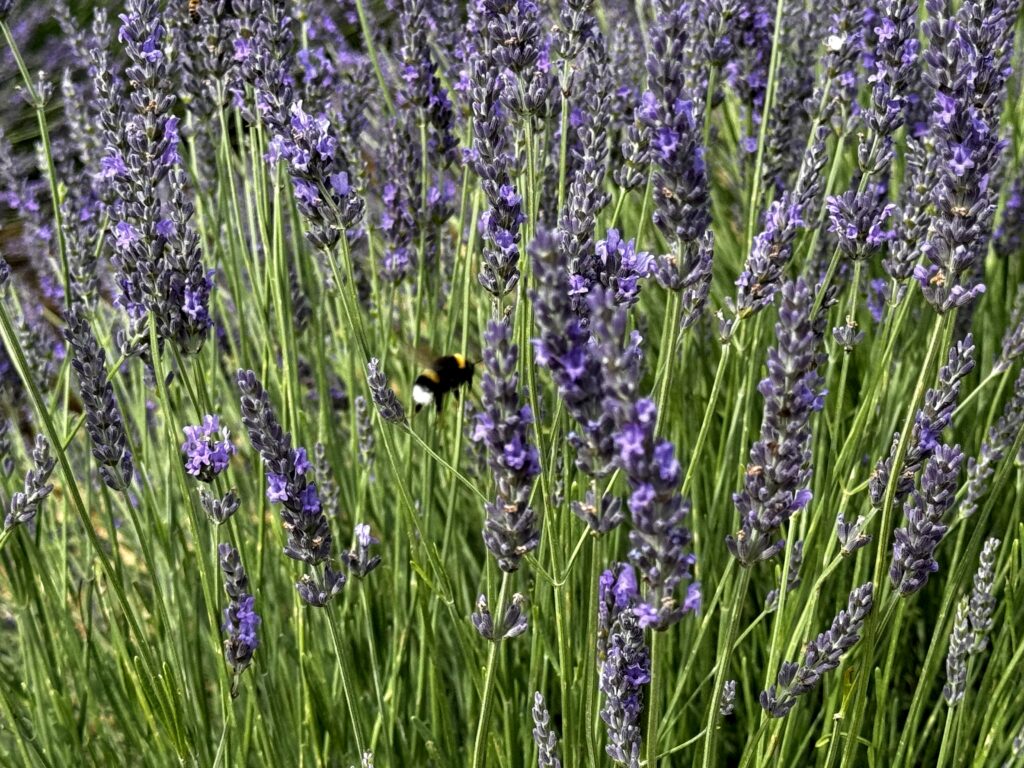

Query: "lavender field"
(0, 0), (1022, 765)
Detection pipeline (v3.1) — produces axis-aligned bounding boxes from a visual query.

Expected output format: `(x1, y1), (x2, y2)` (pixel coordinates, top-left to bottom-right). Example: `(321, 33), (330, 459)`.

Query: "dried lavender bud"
(366, 358), (406, 424)
(836, 513), (872, 556)
(765, 541), (803, 612)
(570, 488), (625, 536)
(890, 444), (963, 597)
(962, 369), (1024, 517)
(968, 538), (1000, 653)
(599, 609), (649, 765)
(64, 307), (134, 491)
(728, 279), (825, 566)
(237, 370), (336, 578)
(615, 398), (699, 630)
(200, 488), (240, 525)
(734, 195), (803, 318)
(181, 415), (235, 482)
(720, 680), (737, 717)
(472, 319), (540, 572)
(472, 592), (528, 641)
(760, 582), (874, 718)
(218, 543), (259, 695)
(532, 690), (562, 768)
(942, 596), (970, 706)
(826, 190), (896, 261)
(4, 436), (56, 530)
(341, 523), (381, 579)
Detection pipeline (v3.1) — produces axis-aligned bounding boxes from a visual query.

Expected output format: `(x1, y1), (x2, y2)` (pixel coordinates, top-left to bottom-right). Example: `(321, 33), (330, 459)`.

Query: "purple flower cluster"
(473, 319), (540, 572)
(218, 542), (260, 696)
(728, 279), (825, 566)
(237, 370), (345, 606)
(734, 195), (803, 319)
(181, 415), (235, 482)
(870, 335), (975, 508)
(341, 523), (382, 579)
(890, 444), (963, 596)
(596, 565), (649, 764)
(641, 2), (710, 247)
(962, 368), (1024, 517)
(826, 189), (897, 260)
(64, 307), (134, 491)
(614, 399), (699, 630)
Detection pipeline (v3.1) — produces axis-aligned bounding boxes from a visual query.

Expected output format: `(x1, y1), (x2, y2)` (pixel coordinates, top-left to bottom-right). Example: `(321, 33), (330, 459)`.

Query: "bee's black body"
(413, 354), (474, 413)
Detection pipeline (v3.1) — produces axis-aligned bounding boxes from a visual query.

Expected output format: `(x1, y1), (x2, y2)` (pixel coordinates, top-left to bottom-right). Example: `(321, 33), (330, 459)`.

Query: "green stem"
(471, 573), (511, 768)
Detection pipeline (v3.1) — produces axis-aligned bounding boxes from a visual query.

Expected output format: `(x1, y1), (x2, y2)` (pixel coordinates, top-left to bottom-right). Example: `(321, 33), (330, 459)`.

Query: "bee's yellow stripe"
(453, 353), (466, 368)
(421, 368), (441, 383)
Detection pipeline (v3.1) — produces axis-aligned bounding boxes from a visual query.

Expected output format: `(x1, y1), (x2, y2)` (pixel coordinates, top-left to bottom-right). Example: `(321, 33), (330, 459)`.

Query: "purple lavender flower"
(734, 195), (803, 319)
(237, 370), (345, 606)
(64, 307), (134, 491)
(968, 537), (1000, 653)
(870, 335), (975, 508)
(599, 606), (649, 764)
(836, 513), (872, 556)
(728, 279), (825, 566)
(4, 436), (56, 531)
(642, 2), (710, 246)
(181, 415), (235, 482)
(595, 229), (654, 309)
(218, 542), (259, 696)
(826, 190), (897, 260)
(890, 444), (963, 596)
(760, 582), (874, 718)
(473, 319), (540, 572)
(614, 398), (699, 630)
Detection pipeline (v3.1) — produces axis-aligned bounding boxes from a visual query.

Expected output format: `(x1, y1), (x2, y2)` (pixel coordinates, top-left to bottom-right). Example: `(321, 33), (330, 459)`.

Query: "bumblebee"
(188, 0), (200, 21)
(412, 354), (475, 413)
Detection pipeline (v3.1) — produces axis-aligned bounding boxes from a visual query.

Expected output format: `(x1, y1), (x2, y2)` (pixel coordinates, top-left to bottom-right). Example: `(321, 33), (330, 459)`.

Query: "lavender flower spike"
(5, 436), (56, 531)
(181, 415), (235, 482)
(734, 195), (804, 319)
(728, 278), (825, 566)
(962, 368), (1024, 517)
(532, 691), (562, 768)
(599, 609), (649, 765)
(341, 523), (382, 579)
(968, 538), (1000, 653)
(472, 592), (528, 641)
(890, 444), (963, 596)
(760, 582), (874, 718)
(218, 542), (260, 697)
(64, 307), (134, 491)
(942, 596), (970, 706)
(472, 319), (541, 572)
(615, 398), (699, 630)
(366, 358), (406, 424)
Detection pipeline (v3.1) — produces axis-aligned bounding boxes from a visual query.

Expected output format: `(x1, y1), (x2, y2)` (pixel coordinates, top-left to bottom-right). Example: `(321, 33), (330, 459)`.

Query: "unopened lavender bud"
(366, 358), (406, 424)
(200, 488), (240, 525)
(599, 609), (649, 764)
(832, 317), (864, 351)
(836, 513), (872, 556)
(219, 543), (259, 695)
(472, 593), (528, 642)
(296, 564), (346, 607)
(532, 691), (562, 767)
(354, 395), (375, 466)
(5, 436), (56, 530)
(760, 582), (874, 718)
(942, 597), (970, 706)
(720, 680), (737, 717)
(341, 523), (381, 579)
(968, 538), (1000, 653)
